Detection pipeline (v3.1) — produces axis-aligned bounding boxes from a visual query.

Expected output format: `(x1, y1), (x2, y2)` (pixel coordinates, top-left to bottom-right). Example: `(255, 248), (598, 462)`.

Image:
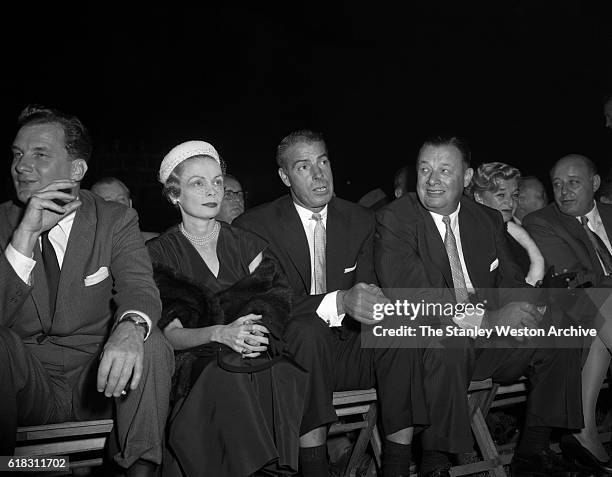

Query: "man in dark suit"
(375, 136), (583, 477)
(524, 154), (612, 472)
(235, 130), (428, 477)
(0, 106), (173, 477)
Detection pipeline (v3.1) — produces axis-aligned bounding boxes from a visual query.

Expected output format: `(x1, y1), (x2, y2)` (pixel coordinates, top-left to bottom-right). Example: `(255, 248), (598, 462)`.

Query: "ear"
(129, 198), (133, 208)
(473, 192), (484, 205)
(70, 159), (88, 181)
(278, 167), (291, 188)
(601, 196), (612, 205)
(463, 167), (474, 188)
(394, 187), (402, 199)
(593, 174), (601, 193)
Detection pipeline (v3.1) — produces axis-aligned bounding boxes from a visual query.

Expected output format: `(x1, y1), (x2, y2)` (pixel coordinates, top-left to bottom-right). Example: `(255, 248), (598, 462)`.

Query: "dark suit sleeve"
(0, 252), (32, 327)
(375, 207), (432, 291)
(374, 206), (455, 315)
(110, 207), (161, 326)
(523, 214), (584, 273)
(355, 215), (377, 285)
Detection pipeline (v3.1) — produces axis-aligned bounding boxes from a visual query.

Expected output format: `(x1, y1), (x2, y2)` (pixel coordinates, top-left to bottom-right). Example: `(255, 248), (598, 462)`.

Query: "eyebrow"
(188, 174), (223, 180)
(418, 161), (455, 168)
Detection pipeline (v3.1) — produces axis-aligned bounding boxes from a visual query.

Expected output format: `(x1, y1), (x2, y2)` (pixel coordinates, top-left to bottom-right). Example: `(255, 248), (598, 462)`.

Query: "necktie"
(442, 215), (469, 303)
(41, 230), (60, 317)
(312, 213), (327, 294)
(580, 216), (612, 275)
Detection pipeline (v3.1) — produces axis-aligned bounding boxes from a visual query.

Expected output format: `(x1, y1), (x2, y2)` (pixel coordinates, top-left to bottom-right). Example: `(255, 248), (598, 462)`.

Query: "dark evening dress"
(148, 223), (306, 477)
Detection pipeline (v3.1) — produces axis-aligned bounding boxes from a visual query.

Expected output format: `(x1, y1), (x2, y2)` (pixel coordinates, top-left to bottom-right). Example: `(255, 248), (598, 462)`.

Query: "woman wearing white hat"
(148, 141), (306, 477)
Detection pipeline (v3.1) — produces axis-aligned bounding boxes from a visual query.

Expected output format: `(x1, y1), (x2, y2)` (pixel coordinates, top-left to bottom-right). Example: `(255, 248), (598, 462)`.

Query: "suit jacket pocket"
(84, 266), (110, 286)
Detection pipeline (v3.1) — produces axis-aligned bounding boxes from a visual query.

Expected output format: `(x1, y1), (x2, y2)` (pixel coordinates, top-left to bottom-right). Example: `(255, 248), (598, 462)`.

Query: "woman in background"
(468, 162), (545, 286)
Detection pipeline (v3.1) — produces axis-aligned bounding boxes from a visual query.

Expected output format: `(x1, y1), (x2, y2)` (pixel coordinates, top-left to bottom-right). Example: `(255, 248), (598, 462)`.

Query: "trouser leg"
(112, 329), (174, 468)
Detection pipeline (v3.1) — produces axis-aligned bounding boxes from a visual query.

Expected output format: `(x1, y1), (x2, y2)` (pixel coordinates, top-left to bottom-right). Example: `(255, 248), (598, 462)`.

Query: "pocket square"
(344, 264), (357, 273)
(489, 258), (499, 272)
(84, 266), (109, 286)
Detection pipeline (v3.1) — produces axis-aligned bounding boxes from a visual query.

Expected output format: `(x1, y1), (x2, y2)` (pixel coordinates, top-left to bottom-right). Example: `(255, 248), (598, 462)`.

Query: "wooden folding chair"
(449, 379), (509, 477)
(15, 419), (114, 474)
(330, 389), (382, 477)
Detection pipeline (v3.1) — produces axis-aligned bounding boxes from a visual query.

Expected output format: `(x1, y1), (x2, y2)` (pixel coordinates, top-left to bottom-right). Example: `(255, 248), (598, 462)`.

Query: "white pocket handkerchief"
(344, 263), (357, 273)
(84, 267), (109, 286)
(489, 258), (499, 272)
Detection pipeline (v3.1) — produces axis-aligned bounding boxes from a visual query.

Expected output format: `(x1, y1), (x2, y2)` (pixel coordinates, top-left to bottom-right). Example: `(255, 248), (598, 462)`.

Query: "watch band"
(119, 314), (150, 337)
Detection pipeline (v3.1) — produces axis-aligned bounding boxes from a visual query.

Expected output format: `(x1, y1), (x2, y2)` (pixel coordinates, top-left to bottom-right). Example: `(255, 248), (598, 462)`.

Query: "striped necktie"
(442, 215), (469, 303)
(312, 213), (327, 294)
(580, 216), (612, 275)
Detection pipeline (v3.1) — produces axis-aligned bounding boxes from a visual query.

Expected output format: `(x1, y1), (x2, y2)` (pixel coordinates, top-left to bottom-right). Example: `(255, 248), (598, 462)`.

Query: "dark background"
(2, 2), (612, 232)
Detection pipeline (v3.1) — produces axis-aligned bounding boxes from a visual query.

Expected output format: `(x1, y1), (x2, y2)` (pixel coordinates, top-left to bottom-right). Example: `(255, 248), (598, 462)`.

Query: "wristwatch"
(118, 314), (150, 338)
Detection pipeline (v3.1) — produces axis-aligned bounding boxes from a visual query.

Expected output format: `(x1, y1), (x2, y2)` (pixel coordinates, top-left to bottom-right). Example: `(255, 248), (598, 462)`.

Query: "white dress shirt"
(576, 202), (612, 274)
(428, 203), (475, 292)
(293, 202), (344, 327)
(4, 211), (152, 338)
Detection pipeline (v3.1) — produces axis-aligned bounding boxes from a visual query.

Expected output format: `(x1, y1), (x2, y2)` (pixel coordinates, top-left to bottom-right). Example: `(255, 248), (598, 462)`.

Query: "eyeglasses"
(223, 189), (245, 201)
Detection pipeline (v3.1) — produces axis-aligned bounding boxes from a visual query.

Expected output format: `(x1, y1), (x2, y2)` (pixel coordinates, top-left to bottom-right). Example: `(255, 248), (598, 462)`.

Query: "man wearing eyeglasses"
(218, 174), (246, 224)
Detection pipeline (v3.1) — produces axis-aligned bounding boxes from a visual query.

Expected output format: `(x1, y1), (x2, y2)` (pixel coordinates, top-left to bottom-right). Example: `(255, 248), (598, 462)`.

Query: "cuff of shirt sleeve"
(317, 291), (345, 327)
(119, 310), (152, 340)
(5, 243), (36, 285)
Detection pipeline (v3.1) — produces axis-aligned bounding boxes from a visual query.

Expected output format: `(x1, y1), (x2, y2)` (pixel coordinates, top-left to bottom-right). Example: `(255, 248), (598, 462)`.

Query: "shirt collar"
(429, 202), (461, 228)
(575, 201), (599, 225)
(56, 210), (77, 237)
(293, 202), (328, 226)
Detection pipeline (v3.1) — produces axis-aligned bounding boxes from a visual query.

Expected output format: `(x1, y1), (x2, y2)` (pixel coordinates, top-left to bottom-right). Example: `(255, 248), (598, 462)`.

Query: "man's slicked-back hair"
(276, 129), (326, 168)
(17, 105), (92, 163)
(420, 134), (472, 169)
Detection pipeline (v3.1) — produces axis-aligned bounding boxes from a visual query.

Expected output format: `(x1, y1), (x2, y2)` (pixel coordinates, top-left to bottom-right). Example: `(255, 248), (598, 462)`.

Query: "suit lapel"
(53, 195), (96, 326)
(598, 205), (612, 252)
(418, 204), (454, 288)
(556, 207), (597, 266)
(278, 197), (312, 293)
(458, 201), (489, 288)
(326, 199), (349, 291)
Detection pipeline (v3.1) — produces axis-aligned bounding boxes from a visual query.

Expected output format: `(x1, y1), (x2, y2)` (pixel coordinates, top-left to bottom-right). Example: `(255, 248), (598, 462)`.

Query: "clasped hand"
(214, 314), (270, 358)
(338, 282), (391, 325)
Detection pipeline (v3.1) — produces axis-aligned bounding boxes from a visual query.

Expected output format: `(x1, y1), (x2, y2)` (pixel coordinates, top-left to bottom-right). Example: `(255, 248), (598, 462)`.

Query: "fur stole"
(153, 256), (293, 401)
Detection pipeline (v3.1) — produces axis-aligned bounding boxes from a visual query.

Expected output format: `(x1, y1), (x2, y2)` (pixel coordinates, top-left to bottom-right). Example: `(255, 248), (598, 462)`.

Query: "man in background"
(217, 173), (246, 224)
(91, 176), (159, 241)
(515, 176), (548, 221)
(393, 165), (416, 199)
